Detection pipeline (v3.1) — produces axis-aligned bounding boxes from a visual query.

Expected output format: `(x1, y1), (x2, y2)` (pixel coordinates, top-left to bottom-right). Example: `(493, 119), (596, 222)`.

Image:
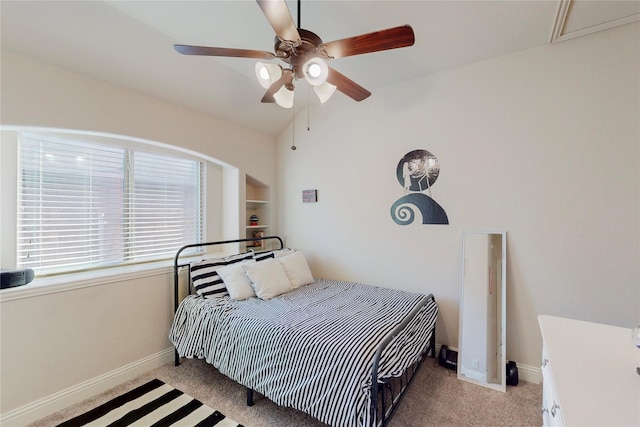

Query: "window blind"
(17, 135), (205, 275)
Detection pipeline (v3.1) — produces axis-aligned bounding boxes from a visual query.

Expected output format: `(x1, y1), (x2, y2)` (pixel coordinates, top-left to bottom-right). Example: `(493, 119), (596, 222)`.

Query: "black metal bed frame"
(172, 235), (436, 427)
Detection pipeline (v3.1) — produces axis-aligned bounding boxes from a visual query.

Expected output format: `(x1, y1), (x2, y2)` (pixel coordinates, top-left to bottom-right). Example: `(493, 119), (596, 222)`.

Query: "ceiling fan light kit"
(313, 81), (337, 104)
(255, 62), (283, 89)
(302, 57), (329, 86)
(174, 0), (415, 109)
(273, 85), (295, 109)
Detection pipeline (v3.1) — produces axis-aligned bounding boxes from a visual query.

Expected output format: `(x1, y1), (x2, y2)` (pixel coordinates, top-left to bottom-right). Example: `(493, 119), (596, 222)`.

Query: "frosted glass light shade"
(313, 81), (337, 103)
(273, 86), (294, 108)
(303, 57), (329, 86)
(255, 62), (282, 89)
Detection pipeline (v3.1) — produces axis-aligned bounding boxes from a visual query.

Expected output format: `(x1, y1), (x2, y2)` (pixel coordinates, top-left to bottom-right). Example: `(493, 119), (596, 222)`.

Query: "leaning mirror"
(457, 231), (506, 392)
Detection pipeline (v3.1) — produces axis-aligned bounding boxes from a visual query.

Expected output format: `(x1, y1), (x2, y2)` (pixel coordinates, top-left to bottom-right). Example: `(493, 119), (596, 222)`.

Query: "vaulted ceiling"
(2, 1), (638, 136)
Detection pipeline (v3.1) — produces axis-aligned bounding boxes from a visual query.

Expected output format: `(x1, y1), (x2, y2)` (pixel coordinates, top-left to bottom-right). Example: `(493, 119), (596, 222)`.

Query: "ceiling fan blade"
(261, 70), (292, 103)
(257, 0), (301, 43)
(174, 44), (275, 60)
(326, 67), (371, 102)
(322, 25), (415, 59)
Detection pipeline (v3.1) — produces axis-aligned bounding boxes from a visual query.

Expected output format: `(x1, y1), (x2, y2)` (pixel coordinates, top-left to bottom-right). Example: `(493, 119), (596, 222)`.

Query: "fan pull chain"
(291, 103), (296, 150)
(307, 84), (311, 131)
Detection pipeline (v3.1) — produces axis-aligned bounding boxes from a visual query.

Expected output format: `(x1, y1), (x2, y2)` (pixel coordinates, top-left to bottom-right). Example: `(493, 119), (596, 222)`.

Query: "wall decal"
(396, 149), (440, 193)
(302, 189), (318, 203)
(391, 149), (449, 225)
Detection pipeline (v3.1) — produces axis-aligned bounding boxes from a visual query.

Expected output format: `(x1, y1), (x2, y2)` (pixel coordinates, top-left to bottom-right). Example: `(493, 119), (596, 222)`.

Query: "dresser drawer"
(541, 345), (564, 426)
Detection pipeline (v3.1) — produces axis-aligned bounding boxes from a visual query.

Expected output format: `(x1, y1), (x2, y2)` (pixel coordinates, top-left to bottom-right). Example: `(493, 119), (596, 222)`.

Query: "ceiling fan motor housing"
(275, 28), (327, 80)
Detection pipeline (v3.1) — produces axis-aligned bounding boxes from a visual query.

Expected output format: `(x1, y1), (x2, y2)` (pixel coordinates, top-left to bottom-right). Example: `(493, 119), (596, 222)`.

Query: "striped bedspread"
(169, 278), (438, 427)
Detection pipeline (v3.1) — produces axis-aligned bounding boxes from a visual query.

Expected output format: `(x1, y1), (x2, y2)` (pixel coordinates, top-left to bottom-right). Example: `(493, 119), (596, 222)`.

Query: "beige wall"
(277, 23), (640, 370)
(1, 270), (173, 411)
(0, 49), (277, 423)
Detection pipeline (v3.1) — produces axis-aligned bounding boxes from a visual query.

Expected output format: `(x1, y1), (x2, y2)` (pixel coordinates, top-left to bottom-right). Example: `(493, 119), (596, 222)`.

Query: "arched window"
(14, 132), (207, 276)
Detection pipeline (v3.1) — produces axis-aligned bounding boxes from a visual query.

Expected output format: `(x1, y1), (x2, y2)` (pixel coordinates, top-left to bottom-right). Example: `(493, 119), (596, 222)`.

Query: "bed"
(169, 236), (438, 427)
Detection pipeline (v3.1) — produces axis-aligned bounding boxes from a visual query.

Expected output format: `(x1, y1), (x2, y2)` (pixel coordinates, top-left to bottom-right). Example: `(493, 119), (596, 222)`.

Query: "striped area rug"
(56, 379), (243, 427)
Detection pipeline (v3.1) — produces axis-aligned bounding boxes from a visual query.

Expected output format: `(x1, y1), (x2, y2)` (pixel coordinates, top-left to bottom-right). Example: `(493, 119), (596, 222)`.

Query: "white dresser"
(539, 315), (640, 426)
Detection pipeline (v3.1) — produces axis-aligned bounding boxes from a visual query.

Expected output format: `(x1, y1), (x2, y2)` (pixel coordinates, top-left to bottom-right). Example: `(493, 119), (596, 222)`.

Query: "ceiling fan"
(174, 0), (415, 108)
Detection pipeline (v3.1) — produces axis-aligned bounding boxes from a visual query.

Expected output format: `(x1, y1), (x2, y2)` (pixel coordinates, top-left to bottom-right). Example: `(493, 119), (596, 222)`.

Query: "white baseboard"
(516, 361), (542, 384)
(0, 347), (175, 427)
(434, 343), (542, 385)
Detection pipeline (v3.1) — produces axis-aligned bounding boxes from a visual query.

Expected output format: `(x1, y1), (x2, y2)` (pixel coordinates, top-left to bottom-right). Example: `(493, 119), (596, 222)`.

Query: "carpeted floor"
(30, 357), (542, 427)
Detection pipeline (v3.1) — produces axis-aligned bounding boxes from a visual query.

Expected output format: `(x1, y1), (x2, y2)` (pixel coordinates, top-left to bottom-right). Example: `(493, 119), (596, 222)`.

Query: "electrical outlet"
(472, 359), (479, 369)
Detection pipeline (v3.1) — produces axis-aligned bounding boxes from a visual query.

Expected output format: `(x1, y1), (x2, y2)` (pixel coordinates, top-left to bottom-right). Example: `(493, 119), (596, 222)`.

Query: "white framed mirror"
(457, 231), (506, 392)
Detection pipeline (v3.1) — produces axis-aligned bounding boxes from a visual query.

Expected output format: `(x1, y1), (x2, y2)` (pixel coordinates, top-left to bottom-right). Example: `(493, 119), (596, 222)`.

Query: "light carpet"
(32, 357), (542, 427)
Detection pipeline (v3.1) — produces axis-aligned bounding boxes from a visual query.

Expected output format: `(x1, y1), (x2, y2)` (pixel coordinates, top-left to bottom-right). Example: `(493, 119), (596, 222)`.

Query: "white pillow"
(278, 250), (314, 288)
(217, 260), (256, 300)
(243, 258), (292, 300)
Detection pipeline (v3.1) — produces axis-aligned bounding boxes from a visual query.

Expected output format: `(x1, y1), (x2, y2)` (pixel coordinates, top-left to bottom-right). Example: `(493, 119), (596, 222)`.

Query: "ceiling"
(1, 1), (638, 137)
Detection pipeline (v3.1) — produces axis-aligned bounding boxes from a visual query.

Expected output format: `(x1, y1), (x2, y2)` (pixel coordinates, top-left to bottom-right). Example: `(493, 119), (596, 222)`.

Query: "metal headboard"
(172, 235), (284, 314)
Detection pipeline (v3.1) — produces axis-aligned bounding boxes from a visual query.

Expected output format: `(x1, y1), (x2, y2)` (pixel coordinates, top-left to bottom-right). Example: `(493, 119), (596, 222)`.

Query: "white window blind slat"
(17, 135), (205, 276)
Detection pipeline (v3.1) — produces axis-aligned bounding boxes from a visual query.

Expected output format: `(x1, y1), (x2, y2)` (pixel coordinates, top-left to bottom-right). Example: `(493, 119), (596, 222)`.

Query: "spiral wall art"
(391, 149), (449, 225)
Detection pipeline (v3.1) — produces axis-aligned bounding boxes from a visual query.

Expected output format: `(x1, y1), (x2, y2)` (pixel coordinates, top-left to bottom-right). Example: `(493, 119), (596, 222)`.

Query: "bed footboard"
(370, 293), (437, 427)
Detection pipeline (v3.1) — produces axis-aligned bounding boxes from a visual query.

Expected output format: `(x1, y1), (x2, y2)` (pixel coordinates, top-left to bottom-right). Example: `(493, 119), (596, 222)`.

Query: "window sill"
(0, 261), (174, 303)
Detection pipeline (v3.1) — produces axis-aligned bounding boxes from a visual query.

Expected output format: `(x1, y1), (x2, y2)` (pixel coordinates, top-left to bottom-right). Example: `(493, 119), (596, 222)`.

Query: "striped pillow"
(253, 248), (294, 262)
(190, 252), (254, 298)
